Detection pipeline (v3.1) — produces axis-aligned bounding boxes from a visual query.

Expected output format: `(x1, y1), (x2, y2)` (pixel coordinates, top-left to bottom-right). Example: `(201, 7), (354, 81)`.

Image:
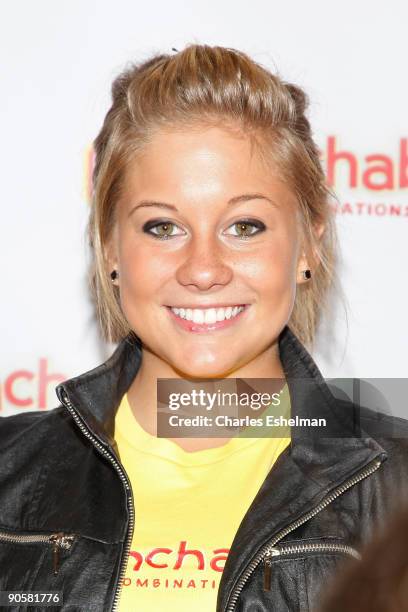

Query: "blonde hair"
(88, 44), (339, 348)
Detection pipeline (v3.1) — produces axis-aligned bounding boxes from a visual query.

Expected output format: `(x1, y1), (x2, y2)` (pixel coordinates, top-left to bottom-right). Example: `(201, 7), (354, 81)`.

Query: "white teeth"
(192, 310), (204, 324)
(216, 308), (225, 322)
(204, 308), (217, 324)
(170, 305), (245, 323)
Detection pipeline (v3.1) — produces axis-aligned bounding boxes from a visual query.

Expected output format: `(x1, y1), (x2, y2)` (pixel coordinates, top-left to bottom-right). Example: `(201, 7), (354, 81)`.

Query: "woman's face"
(107, 125), (310, 378)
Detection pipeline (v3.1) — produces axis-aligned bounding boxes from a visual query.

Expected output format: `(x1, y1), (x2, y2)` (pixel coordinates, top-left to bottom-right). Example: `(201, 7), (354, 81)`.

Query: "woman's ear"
(296, 222), (325, 284)
(104, 229), (120, 287)
(296, 252), (311, 285)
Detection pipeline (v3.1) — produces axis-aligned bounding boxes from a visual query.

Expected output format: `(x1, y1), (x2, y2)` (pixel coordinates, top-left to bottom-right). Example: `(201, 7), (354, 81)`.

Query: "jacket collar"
(56, 324), (384, 461)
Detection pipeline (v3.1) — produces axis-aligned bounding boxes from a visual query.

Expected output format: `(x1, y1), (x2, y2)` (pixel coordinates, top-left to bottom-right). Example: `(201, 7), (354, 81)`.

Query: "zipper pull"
(49, 533), (75, 576)
(263, 548), (280, 591)
(263, 556), (272, 591)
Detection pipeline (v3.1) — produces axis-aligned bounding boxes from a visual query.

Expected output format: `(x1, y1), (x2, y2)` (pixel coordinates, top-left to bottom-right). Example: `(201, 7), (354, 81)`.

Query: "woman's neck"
(126, 342), (285, 452)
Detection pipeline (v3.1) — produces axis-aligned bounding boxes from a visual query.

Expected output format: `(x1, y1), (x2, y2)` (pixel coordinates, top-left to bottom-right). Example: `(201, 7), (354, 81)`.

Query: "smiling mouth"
(165, 304), (250, 332)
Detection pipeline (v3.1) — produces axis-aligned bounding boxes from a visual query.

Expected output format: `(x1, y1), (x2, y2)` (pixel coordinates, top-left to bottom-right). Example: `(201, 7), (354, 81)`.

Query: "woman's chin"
(170, 358), (238, 380)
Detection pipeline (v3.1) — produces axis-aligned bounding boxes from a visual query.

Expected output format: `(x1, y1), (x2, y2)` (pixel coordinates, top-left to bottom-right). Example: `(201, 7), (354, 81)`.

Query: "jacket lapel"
(56, 332), (143, 449)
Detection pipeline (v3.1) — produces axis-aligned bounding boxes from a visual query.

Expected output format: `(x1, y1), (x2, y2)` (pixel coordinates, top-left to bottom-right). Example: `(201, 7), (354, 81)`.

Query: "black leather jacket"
(1, 325), (408, 612)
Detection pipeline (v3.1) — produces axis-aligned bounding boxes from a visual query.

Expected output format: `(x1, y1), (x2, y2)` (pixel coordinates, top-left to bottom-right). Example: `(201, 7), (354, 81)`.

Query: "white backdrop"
(1, 0), (407, 416)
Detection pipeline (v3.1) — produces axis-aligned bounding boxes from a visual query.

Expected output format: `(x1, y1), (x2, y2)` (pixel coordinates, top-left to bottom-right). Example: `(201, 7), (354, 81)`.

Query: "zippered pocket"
(225, 457), (383, 611)
(263, 541), (361, 590)
(0, 529), (76, 576)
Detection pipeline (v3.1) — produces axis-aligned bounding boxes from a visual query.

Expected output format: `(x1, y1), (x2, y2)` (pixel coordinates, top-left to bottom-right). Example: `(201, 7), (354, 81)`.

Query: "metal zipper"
(57, 388), (134, 612)
(263, 542), (361, 590)
(225, 456), (383, 611)
(0, 530), (75, 576)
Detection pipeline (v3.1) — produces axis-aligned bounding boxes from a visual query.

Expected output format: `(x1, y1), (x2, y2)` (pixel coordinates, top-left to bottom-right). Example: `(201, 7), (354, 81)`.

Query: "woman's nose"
(174, 235), (233, 290)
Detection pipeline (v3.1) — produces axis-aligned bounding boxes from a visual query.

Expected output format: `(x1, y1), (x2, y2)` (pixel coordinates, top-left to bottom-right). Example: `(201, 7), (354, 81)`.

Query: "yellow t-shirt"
(115, 386), (291, 612)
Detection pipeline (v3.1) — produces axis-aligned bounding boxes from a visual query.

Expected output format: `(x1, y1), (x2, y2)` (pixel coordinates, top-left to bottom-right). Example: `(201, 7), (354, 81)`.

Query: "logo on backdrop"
(0, 360), (66, 413)
(321, 136), (408, 217)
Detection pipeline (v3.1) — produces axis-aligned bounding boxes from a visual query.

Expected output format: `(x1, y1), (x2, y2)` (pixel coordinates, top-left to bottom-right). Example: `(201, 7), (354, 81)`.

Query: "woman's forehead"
(119, 126), (296, 207)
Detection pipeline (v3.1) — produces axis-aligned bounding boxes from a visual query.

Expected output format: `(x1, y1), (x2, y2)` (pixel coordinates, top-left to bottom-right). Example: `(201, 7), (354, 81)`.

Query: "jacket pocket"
(0, 528), (77, 577)
(263, 541), (360, 591)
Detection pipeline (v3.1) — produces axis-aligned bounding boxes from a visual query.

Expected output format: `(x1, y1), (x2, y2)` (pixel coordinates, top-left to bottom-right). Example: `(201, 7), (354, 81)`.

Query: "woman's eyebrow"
(128, 193), (278, 217)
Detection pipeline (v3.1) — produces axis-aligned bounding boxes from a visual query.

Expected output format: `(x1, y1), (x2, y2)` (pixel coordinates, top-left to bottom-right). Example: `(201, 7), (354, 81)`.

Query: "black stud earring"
(110, 270), (118, 281)
(302, 269), (312, 280)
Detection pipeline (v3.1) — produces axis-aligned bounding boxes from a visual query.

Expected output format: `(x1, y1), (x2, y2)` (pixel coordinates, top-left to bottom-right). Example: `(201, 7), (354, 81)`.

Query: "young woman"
(1, 45), (408, 612)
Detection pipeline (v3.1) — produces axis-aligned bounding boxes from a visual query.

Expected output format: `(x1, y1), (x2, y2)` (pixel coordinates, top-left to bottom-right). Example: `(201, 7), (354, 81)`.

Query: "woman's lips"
(165, 305), (250, 333)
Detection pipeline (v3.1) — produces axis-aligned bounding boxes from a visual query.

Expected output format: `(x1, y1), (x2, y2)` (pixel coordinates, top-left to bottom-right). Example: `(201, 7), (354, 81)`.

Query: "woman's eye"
(142, 220), (183, 240)
(225, 219), (266, 239)
(142, 218), (265, 240)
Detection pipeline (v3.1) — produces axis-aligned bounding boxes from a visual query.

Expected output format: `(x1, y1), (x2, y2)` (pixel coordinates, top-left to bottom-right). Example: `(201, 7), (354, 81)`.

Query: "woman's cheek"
(242, 250), (294, 291)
